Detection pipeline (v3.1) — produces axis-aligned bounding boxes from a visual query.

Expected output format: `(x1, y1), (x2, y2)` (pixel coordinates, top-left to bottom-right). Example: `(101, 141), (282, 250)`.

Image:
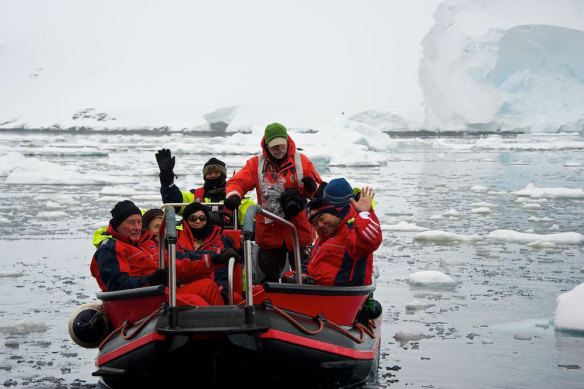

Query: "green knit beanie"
(264, 123), (288, 145)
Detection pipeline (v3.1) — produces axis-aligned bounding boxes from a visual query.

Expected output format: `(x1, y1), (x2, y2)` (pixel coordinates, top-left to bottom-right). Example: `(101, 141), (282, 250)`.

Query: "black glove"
(314, 181), (327, 198)
(301, 177), (317, 193)
(155, 149), (175, 172)
(159, 171), (175, 187)
(223, 196), (241, 211)
(145, 268), (169, 286)
(279, 188), (306, 220)
(211, 248), (242, 266)
(281, 273), (315, 285)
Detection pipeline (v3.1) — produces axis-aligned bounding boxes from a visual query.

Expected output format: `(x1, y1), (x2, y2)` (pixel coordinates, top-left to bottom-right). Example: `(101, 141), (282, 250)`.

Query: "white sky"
(0, 0), (443, 128)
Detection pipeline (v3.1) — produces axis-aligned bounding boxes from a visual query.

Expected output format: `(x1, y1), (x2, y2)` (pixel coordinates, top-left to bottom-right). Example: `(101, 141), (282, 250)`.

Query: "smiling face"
(117, 214), (142, 242)
(187, 210), (207, 230)
(310, 212), (341, 239)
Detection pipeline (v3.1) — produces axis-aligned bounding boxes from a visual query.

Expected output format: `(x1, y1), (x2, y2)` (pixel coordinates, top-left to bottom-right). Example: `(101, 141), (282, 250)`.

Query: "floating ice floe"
(393, 330), (432, 345)
(470, 202), (498, 208)
(413, 230), (482, 243)
(408, 271), (457, 288)
(528, 216), (555, 222)
(487, 230), (584, 245)
(2, 152), (137, 185)
(37, 211), (69, 220)
(405, 300), (435, 311)
(526, 241), (557, 249)
(0, 216), (10, 225)
(471, 185), (489, 193)
(0, 321), (49, 335)
(564, 162), (582, 167)
(471, 207), (492, 214)
(514, 183), (584, 199)
(382, 221), (429, 232)
(522, 203), (543, 210)
(554, 283), (584, 332)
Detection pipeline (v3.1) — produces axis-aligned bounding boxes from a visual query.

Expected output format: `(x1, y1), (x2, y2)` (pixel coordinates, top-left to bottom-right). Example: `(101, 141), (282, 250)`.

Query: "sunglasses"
(188, 215), (207, 222)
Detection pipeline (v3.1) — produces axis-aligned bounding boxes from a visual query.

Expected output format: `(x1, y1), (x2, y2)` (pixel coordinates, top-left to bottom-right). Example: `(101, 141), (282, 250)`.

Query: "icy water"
(0, 131), (583, 388)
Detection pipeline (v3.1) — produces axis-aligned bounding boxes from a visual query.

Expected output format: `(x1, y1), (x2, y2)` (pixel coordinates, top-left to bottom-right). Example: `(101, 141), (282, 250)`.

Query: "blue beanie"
(323, 178), (353, 208)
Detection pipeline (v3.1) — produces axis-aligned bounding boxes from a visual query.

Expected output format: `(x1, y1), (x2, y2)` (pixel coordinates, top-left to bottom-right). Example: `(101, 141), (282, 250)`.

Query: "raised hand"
(351, 186), (374, 212)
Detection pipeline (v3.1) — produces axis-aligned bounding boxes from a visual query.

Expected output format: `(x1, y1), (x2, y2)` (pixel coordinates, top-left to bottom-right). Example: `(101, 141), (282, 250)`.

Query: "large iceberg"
(418, 0), (584, 133)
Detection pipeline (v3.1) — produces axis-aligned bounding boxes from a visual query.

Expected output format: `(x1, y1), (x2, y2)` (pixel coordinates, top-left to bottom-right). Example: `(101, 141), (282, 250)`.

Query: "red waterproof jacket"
(176, 223), (224, 283)
(305, 210), (382, 286)
(225, 136), (322, 249)
(90, 225), (160, 291)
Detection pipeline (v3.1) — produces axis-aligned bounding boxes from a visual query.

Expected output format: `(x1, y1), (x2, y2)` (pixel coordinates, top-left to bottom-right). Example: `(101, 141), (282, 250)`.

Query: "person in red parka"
(176, 202), (243, 303)
(223, 122), (323, 282)
(90, 200), (224, 306)
(304, 186), (382, 286)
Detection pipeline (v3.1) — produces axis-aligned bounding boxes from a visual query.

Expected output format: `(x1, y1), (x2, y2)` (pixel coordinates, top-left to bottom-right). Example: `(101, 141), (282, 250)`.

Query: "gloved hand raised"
(145, 268), (169, 286)
(223, 196), (241, 211)
(211, 248), (242, 266)
(301, 177), (317, 193)
(155, 149), (175, 172)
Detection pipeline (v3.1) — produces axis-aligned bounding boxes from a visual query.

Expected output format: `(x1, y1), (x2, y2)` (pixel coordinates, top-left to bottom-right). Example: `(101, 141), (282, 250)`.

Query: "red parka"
(175, 223), (223, 284)
(225, 135), (322, 249)
(90, 224), (223, 305)
(305, 210), (382, 286)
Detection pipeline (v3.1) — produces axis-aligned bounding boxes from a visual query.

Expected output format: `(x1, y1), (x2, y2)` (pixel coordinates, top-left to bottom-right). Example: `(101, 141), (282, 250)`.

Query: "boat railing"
(159, 202), (240, 326)
(158, 202), (302, 326)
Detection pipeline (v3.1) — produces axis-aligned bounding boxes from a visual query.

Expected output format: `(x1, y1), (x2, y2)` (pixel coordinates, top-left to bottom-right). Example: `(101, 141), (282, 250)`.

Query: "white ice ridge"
(419, 0), (584, 133)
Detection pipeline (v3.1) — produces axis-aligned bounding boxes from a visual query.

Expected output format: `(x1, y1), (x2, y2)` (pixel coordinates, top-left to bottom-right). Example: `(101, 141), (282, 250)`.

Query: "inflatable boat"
(72, 203), (382, 388)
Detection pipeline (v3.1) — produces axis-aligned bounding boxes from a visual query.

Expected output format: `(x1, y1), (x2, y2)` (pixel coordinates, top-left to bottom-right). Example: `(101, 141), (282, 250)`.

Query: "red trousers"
(170, 278), (224, 306)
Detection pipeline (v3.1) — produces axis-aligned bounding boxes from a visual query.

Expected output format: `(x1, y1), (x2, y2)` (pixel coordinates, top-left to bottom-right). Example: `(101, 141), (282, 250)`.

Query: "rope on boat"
(272, 305), (377, 343)
(98, 307), (162, 350)
(273, 306), (324, 335)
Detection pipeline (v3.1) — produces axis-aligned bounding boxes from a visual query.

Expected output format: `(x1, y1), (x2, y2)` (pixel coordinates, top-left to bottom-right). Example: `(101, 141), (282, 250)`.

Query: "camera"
(279, 188), (306, 220)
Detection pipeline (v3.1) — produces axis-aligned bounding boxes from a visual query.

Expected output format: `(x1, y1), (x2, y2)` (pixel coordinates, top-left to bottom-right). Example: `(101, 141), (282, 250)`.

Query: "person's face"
(117, 214), (142, 242)
(147, 216), (163, 236)
(205, 170), (222, 180)
(310, 213), (341, 239)
(268, 141), (287, 160)
(187, 211), (207, 230)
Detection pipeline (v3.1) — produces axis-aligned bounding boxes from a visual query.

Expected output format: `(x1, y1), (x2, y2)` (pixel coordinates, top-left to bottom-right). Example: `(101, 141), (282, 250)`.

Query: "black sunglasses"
(188, 215), (207, 222)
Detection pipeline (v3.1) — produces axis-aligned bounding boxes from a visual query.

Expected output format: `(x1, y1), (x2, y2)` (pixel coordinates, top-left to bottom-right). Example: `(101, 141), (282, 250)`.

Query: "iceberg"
(419, 0), (584, 133)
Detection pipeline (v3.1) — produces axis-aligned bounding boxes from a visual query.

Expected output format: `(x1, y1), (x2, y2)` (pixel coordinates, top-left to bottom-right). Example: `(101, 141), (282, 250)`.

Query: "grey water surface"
(0, 131), (583, 388)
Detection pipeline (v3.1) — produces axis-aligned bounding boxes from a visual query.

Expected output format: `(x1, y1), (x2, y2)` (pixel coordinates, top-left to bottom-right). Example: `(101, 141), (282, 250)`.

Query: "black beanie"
(110, 200), (142, 230)
(307, 197), (339, 223)
(183, 202), (210, 222)
(202, 158), (227, 178)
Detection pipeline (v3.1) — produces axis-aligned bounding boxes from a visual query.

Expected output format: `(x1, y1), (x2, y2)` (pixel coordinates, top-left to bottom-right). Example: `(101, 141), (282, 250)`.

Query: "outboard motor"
(68, 302), (111, 348)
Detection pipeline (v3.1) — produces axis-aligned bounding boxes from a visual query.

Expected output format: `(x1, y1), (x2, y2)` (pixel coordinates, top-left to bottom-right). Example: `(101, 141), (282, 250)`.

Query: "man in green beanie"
(224, 122), (324, 282)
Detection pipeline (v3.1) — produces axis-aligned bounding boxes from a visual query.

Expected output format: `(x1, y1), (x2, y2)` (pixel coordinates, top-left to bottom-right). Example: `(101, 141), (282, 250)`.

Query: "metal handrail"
(242, 205), (303, 286)
(159, 202), (240, 309)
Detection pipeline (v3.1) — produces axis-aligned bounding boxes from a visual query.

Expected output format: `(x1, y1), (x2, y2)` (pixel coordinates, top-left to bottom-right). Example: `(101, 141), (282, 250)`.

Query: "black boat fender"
(68, 302), (111, 348)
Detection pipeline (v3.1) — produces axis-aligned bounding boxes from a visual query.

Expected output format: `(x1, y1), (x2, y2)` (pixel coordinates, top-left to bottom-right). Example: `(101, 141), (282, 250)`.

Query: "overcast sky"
(0, 0), (443, 127)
